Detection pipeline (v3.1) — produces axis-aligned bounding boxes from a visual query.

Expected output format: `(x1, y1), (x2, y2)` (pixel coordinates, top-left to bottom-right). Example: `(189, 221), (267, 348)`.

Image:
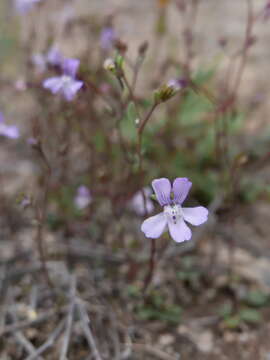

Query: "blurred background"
(1, 0), (270, 359)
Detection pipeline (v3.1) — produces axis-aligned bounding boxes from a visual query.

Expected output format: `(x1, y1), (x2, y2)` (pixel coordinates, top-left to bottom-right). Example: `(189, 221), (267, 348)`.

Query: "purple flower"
(74, 186), (92, 210)
(27, 137), (39, 146)
(43, 58), (83, 101)
(46, 45), (64, 67)
(31, 53), (47, 73)
(141, 178), (208, 243)
(263, 2), (270, 21)
(129, 187), (154, 216)
(166, 79), (182, 92)
(100, 27), (116, 50)
(0, 112), (20, 139)
(15, 0), (42, 14)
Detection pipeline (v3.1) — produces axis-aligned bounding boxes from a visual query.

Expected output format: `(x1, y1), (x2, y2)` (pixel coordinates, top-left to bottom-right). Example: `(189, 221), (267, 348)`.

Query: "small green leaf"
(239, 308), (262, 324)
(223, 315), (241, 329)
(244, 291), (269, 308)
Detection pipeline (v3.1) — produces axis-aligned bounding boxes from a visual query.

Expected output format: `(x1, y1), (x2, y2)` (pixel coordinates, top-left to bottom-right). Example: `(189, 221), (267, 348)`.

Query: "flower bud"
(134, 118), (140, 127)
(154, 79), (182, 103)
(103, 58), (116, 72)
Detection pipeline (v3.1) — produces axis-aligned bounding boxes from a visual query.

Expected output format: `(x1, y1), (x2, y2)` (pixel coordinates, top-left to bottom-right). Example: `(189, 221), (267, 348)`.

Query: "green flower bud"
(154, 79), (181, 103)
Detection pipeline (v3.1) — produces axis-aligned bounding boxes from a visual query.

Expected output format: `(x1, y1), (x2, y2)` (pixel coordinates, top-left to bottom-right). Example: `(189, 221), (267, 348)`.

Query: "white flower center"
(164, 204), (183, 225)
(61, 75), (73, 87)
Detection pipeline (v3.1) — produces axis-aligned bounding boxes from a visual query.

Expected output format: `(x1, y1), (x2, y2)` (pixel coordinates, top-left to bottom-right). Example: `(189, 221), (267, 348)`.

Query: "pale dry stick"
(107, 311), (121, 360)
(10, 311), (44, 360)
(77, 299), (103, 360)
(29, 285), (38, 312)
(25, 319), (65, 360)
(7, 288), (43, 359)
(60, 275), (77, 360)
(0, 307), (59, 336)
(13, 331), (42, 358)
(119, 330), (132, 359)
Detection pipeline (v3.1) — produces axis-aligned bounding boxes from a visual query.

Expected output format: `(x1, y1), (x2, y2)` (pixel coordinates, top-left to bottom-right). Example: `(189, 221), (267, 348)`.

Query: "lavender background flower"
(74, 186), (92, 210)
(100, 27), (116, 50)
(43, 58), (83, 101)
(15, 0), (42, 14)
(141, 178), (208, 243)
(129, 187), (154, 216)
(31, 53), (47, 73)
(46, 46), (64, 67)
(0, 112), (20, 139)
(263, 1), (270, 21)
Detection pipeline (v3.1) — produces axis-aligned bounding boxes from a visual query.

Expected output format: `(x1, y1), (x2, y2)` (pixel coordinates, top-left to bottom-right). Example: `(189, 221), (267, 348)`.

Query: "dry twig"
(60, 275), (77, 360)
(25, 320), (65, 360)
(77, 298), (103, 360)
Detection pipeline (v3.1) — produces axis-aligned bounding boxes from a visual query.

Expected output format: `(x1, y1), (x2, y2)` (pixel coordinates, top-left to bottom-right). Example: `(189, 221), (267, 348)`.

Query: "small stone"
(159, 334), (175, 346)
(196, 331), (214, 353)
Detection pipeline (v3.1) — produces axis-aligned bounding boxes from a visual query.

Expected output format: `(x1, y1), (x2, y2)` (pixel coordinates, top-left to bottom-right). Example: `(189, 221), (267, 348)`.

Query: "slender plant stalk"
(34, 143), (54, 290)
(143, 238), (156, 294)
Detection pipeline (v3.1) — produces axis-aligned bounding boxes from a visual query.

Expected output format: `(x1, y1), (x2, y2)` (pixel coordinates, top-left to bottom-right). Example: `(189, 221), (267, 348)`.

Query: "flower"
(46, 45), (64, 67)
(141, 178), (208, 243)
(74, 186), (92, 210)
(27, 137), (39, 146)
(43, 58), (83, 101)
(100, 27), (116, 50)
(154, 79), (183, 103)
(15, 0), (42, 14)
(129, 187), (154, 216)
(0, 112), (20, 139)
(31, 53), (47, 73)
(263, 1), (270, 21)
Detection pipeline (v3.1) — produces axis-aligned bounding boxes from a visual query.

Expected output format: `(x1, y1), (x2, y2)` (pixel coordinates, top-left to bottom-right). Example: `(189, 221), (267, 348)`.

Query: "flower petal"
(62, 80), (83, 101)
(47, 45), (63, 66)
(182, 206), (208, 226)
(100, 27), (116, 50)
(43, 77), (62, 94)
(62, 58), (80, 78)
(172, 177), (192, 204)
(141, 212), (167, 239)
(0, 124), (20, 139)
(130, 187), (154, 216)
(152, 178), (171, 206)
(168, 219), (192, 243)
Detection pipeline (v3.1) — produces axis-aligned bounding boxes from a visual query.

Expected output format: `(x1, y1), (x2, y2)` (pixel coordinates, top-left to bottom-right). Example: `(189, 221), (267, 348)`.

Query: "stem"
(34, 143), (54, 290)
(232, 0), (254, 96)
(138, 102), (159, 137)
(135, 103), (159, 294)
(143, 238), (156, 294)
(137, 102), (159, 175)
